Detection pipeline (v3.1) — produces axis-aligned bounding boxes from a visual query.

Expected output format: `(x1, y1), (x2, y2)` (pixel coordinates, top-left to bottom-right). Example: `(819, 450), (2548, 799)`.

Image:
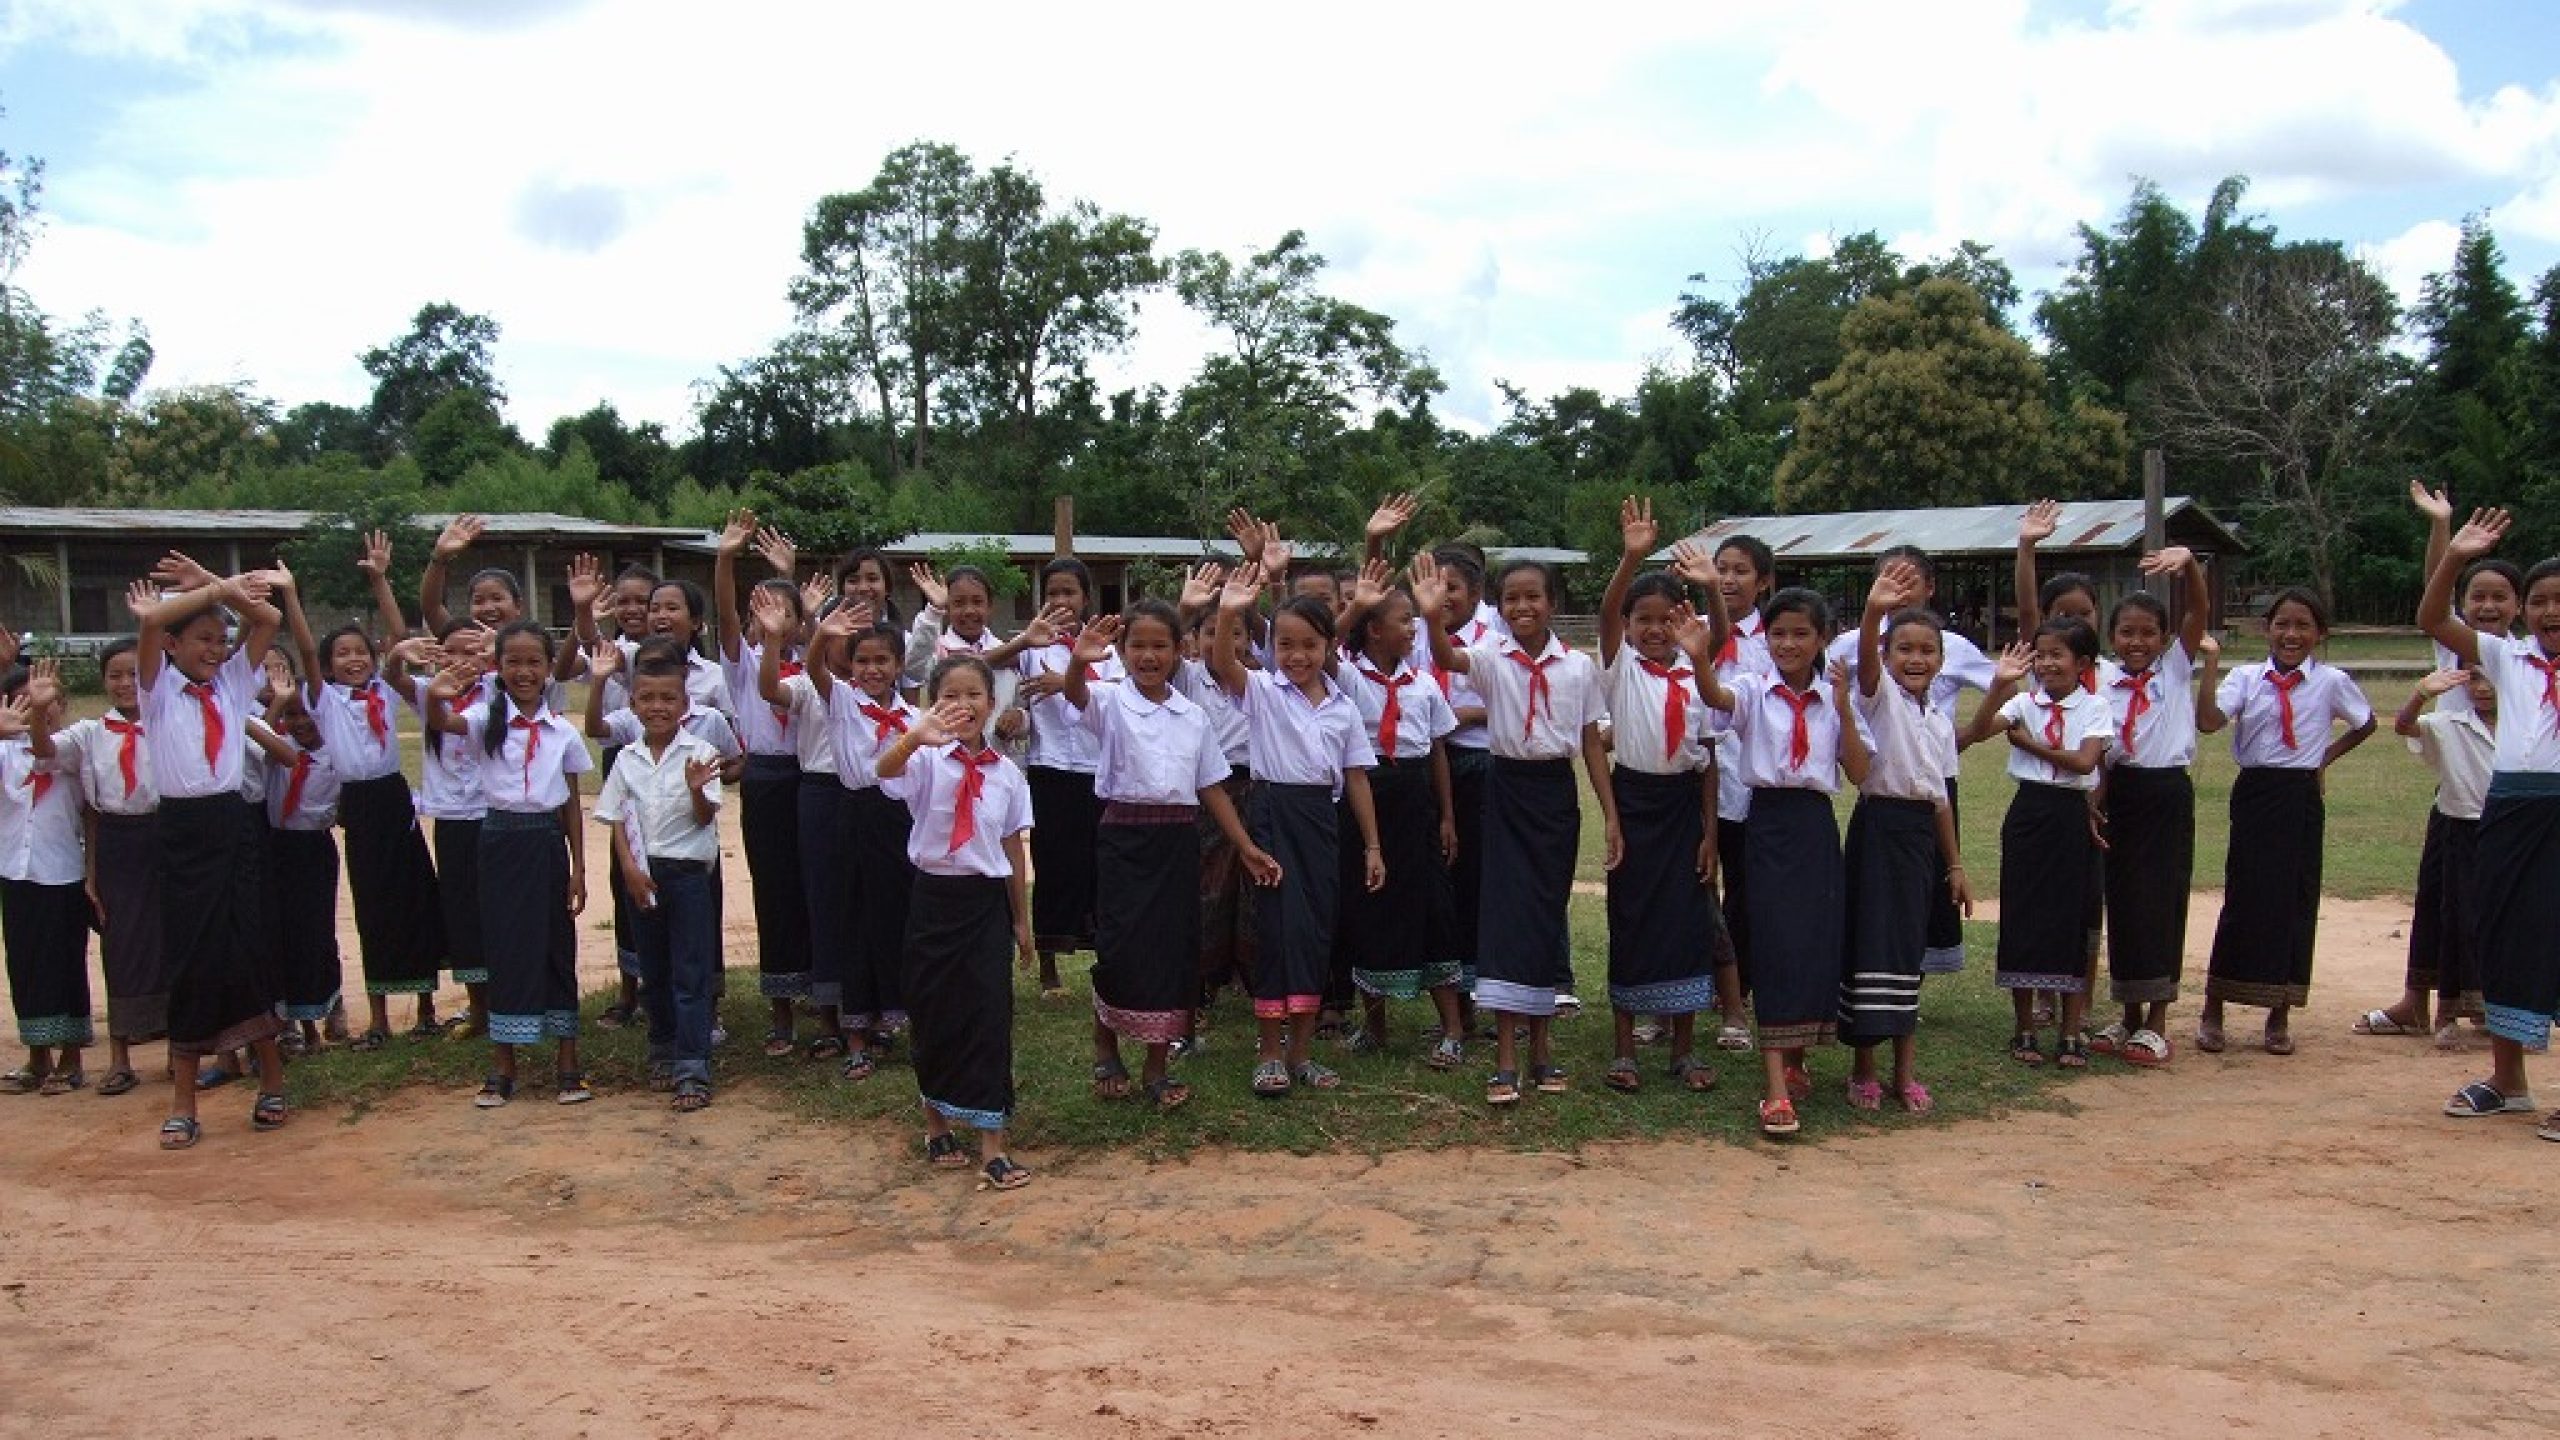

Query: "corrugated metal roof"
(1654, 497), (2241, 563)
(666, 531), (1591, 565)
(0, 507), (701, 539)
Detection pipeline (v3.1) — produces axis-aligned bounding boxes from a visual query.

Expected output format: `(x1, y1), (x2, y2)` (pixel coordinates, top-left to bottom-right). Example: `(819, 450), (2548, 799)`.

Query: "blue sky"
(3, 0), (2555, 438)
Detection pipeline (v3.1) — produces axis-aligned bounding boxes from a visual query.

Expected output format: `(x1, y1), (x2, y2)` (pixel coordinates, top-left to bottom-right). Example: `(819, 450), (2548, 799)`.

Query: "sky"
(2, 0), (2556, 441)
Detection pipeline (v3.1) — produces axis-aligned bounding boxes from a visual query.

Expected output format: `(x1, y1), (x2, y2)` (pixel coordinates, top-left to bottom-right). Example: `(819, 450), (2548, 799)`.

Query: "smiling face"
(2465, 569), (2520, 636)
(1713, 546), (1769, 619)
(166, 610), (230, 684)
(1626, 591), (1681, 665)
(851, 632), (901, 701)
(1886, 619), (1943, 696)
(612, 575), (653, 640)
(648, 584), (699, 645)
(629, 670), (687, 742)
(1121, 612), (1180, 692)
(270, 691), (321, 750)
(1272, 609), (1331, 690)
(469, 575), (520, 628)
(2467, 669), (2499, 716)
(931, 664), (993, 745)
(1498, 567), (1554, 649)
(2111, 604), (2167, 674)
(1362, 593), (1415, 669)
(2048, 586), (2099, 631)
(1764, 608), (1824, 686)
(2031, 633), (2081, 697)
(839, 558), (891, 616)
(498, 631), (553, 708)
(2266, 598), (2324, 668)
(1440, 569), (1482, 629)
(1291, 572), (1339, 609)
(945, 573), (992, 641)
(103, 649), (140, 714)
(327, 630), (376, 687)
(2528, 575), (2560, 656)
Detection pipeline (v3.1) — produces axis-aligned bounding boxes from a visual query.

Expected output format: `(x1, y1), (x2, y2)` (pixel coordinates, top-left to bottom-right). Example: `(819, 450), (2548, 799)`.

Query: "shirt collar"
(1495, 632), (1568, 665)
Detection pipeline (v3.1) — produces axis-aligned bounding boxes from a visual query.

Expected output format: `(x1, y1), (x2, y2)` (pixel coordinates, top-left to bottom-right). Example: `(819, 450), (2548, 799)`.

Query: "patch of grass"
(283, 915), (2082, 1153)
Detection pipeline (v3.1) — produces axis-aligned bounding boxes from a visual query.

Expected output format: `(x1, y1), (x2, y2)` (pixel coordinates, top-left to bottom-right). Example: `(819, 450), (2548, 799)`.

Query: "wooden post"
(2141, 448), (2167, 593)
(53, 539), (71, 633)
(1052, 495), (1075, 558)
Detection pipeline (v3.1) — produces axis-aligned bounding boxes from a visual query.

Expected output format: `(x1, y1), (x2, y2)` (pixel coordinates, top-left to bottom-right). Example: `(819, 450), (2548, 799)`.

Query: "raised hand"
(0, 694), (31, 739)
(1825, 656), (1852, 692)
(1071, 614), (1121, 668)
(123, 579), (158, 622)
(25, 657), (62, 713)
(911, 699), (970, 749)
(588, 582), (617, 631)
(1406, 553), (1446, 622)
(432, 514), (484, 561)
(1991, 641), (2034, 687)
(748, 586), (797, 641)
(424, 659), (479, 703)
(1178, 561), (1226, 613)
(2136, 545), (2195, 577)
(799, 573), (831, 620)
(153, 550), (218, 592)
(1867, 557), (1924, 613)
(358, 529), (393, 579)
(1671, 601), (1714, 660)
(587, 637), (623, 679)
(1017, 602), (1075, 649)
(565, 553), (604, 615)
(754, 525), (796, 577)
(260, 555), (295, 592)
(1259, 524), (1292, 581)
(1349, 556), (1390, 612)
(909, 561), (948, 612)
(389, 635), (438, 669)
(2408, 478), (2454, 523)
(684, 756), (720, 794)
(2196, 632), (2222, 665)
(227, 572), (274, 608)
(445, 624), (495, 666)
(2415, 666), (2470, 698)
(1219, 561), (1264, 615)
(1224, 507), (1265, 564)
(1365, 492), (1419, 543)
(716, 509), (755, 557)
(2020, 498), (2061, 545)
(1620, 494), (1659, 558)
(816, 600), (866, 643)
(2448, 507), (2512, 560)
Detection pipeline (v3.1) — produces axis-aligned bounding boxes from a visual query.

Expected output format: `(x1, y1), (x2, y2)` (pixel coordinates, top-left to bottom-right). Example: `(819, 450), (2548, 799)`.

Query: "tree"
(953, 163), (1161, 444)
(103, 384), (276, 502)
(410, 388), (517, 487)
(755, 460), (909, 560)
(1773, 278), (2128, 512)
(273, 400), (372, 464)
(544, 400), (678, 509)
(359, 302), (505, 462)
(2146, 246), (2405, 610)
(280, 498), (436, 623)
(690, 332), (866, 486)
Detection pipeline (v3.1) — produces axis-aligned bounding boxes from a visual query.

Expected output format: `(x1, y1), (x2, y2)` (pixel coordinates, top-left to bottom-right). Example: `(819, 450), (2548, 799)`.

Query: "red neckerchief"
(2114, 670), (2151, 761)
(509, 711), (546, 802)
(1504, 643), (1559, 740)
(2268, 664), (2306, 749)
(946, 746), (1003, 855)
(280, 751), (312, 819)
(2524, 650), (2560, 727)
(1356, 663), (1413, 757)
(2039, 694), (2068, 747)
(356, 681), (389, 746)
(859, 700), (909, 745)
(1773, 682), (1819, 771)
(184, 679), (224, 774)
(1637, 655), (1693, 761)
(103, 714), (143, 797)
(774, 658), (804, 733)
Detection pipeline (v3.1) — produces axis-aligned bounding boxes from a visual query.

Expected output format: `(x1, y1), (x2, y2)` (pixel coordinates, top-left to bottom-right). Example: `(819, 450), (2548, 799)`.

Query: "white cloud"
(2359, 218), (2461, 309)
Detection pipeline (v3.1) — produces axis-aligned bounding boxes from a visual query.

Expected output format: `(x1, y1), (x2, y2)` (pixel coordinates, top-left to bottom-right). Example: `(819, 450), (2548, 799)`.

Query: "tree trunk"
(911, 356), (929, 473)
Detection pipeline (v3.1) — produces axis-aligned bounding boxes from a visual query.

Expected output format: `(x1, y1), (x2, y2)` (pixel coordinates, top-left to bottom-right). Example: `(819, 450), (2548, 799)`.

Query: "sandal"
(672, 1079), (712, 1113)
(0, 1067), (40, 1095)
(2122, 1029), (2171, 1068)
(2009, 1031), (2045, 1066)
(472, 1074), (514, 1109)
(1671, 1054), (1717, 1092)
(806, 1033), (848, 1061)
(2194, 1019), (2226, 1053)
(2539, 1110), (2560, 1144)
(1485, 1069), (1521, 1106)
(595, 1003), (634, 1031)
(2445, 1080), (2537, 1117)
(762, 1029), (796, 1059)
(925, 1132), (971, 1169)
(1783, 1064), (1811, 1101)
(1291, 1061), (1342, 1091)
(1604, 1057), (1641, 1093)
(1758, 1097), (1799, 1137)
(1715, 1023), (1754, 1052)
(1897, 1079), (1934, 1114)
(2087, 1021), (2128, 1056)
(1531, 1063), (1569, 1095)
(980, 1155), (1032, 1191)
(2262, 1029), (2296, 1057)
(1090, 1058), (1133, 1101)
(158, 1114), (200, 1150)
(556, 1072), (594, 1105)
(1631, 1019), (1665, 1046)
(406, 1017), (442, 1040)
(194, 1064), (238, 1090)
(840, 1051), (877, 1083)
(2057, 1034), (2090, 1070)
(352, 1029), (389, 1053)
(97, 1068), (139, 1097)
(40, 1068), (85, 1096)
(1142, 1076), (1191, 1112)
(2351, 1008), (2416, 1036)
(1426, 1036), (1464, 1071)
(251, 1091), (289, 1132)
(1845, 1077), (1884, 1111)
(1251, 1059), (1291, 1098)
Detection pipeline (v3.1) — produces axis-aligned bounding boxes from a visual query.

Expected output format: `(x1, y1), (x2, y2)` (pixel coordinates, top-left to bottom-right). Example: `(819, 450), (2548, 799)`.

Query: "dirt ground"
(2, 844), (2556, 1437)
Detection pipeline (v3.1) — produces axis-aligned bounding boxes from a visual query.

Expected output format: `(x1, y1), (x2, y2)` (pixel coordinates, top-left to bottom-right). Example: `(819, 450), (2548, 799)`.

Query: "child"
(830, 547), (902, 633)
(35, 632), (159, 1094)
(874, 656), (1035, 1191)
(1172, 569), (1257, 1034)
(1014, 557), (1121, 999)
(1211, 565), (1381, 1096)
(1836, 562), (1981, 1113)
(2195, 589), (2377, 1055)
(1413, 551), (1617, 1106)
(424, 621), (592, 1107)
(904, 562), (1026, 699)
(276, 562), (446, 1043)
(247, 689), (344, 1051)
(2360, 480), (2521, 1039)
(0, 661), (90, 1095)
(1064, 602), (1273, 1109)
(2397, 667), (2497, 1050)
(768, 590), (914, 1074)
(1596, 499), (1724, 1093)
(2421, 509), (2560, 1134)
(396, 620), (494, 1035)
(1337, 574), (1465, 1065)
(592, 647), (726, 1112)
(1672, 533), (1776, 1051)
(1968, 619), (2110, 1066)
(2015, 499), (2103, 688)
(714, 511), (816, 1051)
(2090, 548), (2212, 1067)
(1416, 546), (1496, 1016)
(1695, 585), (1857, 1137)
(131, 555), (289, 1148)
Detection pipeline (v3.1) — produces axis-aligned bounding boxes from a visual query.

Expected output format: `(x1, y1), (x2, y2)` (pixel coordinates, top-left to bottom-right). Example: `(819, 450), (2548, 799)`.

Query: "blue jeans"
(636, 859), (718, 1085)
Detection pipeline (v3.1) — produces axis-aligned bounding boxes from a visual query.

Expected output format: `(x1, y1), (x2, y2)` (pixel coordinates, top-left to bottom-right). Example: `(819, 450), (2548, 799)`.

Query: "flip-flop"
(1758, 1097), (1799, 1137)
(2445, 1081), (2537, 1117)
(2121, 1029), (2172, 1068)
(158, 1115), (200, 1150)
(0, 1068), (39, 1095)
(2087, 1022), (2127, 1056)
(1714, 1024), (1755, 1053)
(1251, 1059), (1291, 1099)
(1604, 1058), (1641, 1093)
(97, 1069), (139, 1097)
(1896, 1080), (1934, 1114)
(980, 1156), (1032, 1191)
(1292, 1061), (1343, 1091)
(2262, 1030), (2296, 1057)
(1845, 1077), (1884, 1111)
(2539, 1111), (2560, 1144)
(1425, 1037), (1464, 1071)
(40, 1069), (85, 1096)
(2351, 1009), (2415, 1036)
(194, 1065), (238, 1090)
(1670, 1054), (1717, 1092)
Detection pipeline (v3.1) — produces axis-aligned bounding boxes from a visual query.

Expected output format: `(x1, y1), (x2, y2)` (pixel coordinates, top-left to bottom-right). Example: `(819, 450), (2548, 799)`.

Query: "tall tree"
(792, 142), (974, 473)
(956, 163), (1160, 443)
(359, 302), (505, 463)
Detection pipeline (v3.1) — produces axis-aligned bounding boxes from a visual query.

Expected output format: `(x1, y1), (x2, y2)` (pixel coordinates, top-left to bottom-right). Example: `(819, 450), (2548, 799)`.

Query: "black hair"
(2523, 558), (2560, 595)
(1272, 595), (1337, 644)
(1342, 586), (1415, 662)
(1884, 606), (1944, 641)
(927, 653), (997, 702)
(480, 620), (556, 758)
(1621, 571), (1685, 617)
(631, 636), (692, 680)
(752, 575), (804, 620)
(830, 548), (903, 630)
(1493, 557), (1562, 607)
(2034, 617), (2100, 664)
(1714, 534), (1776, 584)
(847, 621), (904, 659)
(465, 567), (524, 605)
(2462, 558), (2525, 605)
(613, 563), (661, 590)
(99, 636), (139, 668)
(651, 579), (710, 657)
(1764, 586), (1834, 637)
(319, 623), (377, 673)
(0, 664), (25, 701)
(2109, 591), (2171, 637)
(1875, 545), (1936, 585)
(1123, 598), (1182, 647)
(2263, 585), (2329, 632)
(1434, 540), (1490, 574)
(1429, 547), (1485, 597)
(943, 565), (994, 600)
(2039, 571), (2100, 616)
(1039, 555), (1095, 616)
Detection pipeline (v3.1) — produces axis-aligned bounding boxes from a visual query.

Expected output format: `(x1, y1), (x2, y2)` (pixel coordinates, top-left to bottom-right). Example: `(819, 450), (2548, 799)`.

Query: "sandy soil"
(2, 847), (2556, 1437)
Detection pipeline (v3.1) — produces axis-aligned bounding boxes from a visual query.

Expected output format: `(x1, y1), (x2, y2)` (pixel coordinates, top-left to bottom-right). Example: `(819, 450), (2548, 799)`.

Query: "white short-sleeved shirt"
(2471, 633), (2560, 774)
(1855, 681), (1953, 804)
(457, 699), (592, 813)
(825, 684), (916, 794)
(264, 744), (343, 832)
(1721, 671), (1845, 794)
(1238, 669), (1376, 789)
(2409, 709), (2495, 820)
(307, 676), (406, 783)
(722, 638), (796, 757)
(593, 730), (724, 865)
(882, 741), (1033, 878)
(141, 647), (259, 800)
(1828, 621), (1997, 778)
(1711, 609), (1775, 821)
(1424, 608), (1507, 751)
(1462, 634), (1606, 763)
(0, 738), (85, 884)
(773, 673), (837, 773)
(1174, 658), (1249, 770)
(1079, 680), (1230, 805)
(1994, 686), (2112, 790)
(595, 706), (742, 764)
(2096, 640), (2199, 771)
(47, 712), (157, 816)
(586, 639), (726, 720)
(1603, 648), (1709, 777)
(2215, 658), (2373, 770)
(398, 675), (485, 820)
(1343, 656), (1457, 764)
(1019, 640), (1123, 772)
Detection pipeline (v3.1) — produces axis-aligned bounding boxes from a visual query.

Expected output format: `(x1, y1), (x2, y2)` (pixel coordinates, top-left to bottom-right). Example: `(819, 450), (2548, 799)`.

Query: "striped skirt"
(1475, 757), (1577, 1019)
(1839, 796), (1935, 1043)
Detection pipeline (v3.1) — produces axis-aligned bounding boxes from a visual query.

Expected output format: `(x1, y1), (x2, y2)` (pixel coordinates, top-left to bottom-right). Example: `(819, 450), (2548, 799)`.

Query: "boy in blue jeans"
(593, 649), (725, 1111)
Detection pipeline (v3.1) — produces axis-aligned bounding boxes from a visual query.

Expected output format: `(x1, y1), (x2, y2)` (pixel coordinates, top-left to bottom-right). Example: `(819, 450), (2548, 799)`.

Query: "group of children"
(8, 483), (2542, 1176)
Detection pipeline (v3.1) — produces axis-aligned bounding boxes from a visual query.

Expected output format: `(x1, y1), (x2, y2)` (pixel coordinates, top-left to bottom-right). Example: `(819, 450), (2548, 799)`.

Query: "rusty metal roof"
(1655, 497), (2242, 563)
(0, 507), (703, 540)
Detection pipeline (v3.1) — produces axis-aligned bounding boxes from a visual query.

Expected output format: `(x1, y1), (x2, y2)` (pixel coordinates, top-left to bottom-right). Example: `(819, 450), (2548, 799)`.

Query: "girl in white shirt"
(875, 655), (1036, 1191)
(2396, 668), (2497, 1051)
(0, 661), (89, 1095)
(1966, 620), (2111, 1067)
(2195, 588), (2377, 1056)
(1015, 557), (1122, 999)
(1339, 581), (1463, 1067)
(34, 635), (157, 1095)
(424, 621), (593, 1109)
(714, 511), (818, 1058)
(246, 691), (343, 1053)
(1673, 532), (1777, 1053)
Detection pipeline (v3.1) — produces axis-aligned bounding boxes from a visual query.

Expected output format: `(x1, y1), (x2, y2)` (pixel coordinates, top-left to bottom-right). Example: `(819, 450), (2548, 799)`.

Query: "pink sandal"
(1844, 1077), (1884, 1111)
(1896, 1080), (1933, 1114)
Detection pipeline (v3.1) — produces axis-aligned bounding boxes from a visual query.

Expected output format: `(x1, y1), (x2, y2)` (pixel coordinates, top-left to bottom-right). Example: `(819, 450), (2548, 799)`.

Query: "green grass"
(284, 915), (2074, 1153)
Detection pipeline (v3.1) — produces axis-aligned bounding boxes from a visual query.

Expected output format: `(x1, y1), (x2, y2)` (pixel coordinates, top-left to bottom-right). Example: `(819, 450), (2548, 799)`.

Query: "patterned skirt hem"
(2486, 1003), (2551, 1051)
(1474, 978), (1557, 1019)
(2109, 977), (2181, 1004)
(1919, 944), (1966, 975)
(1608, 976), (1716, 1015)
(449, 968), (490, 986)
(1997, 973), (2090, 995)
(18, 1015), (95, 1047)
(923, 1094), (1010, 1130)
(364, 979), (436, 997)
(489, 1013), (546, 1046)
(1093, 996), (1188, 1046)
(543, 1009), (579, 1039)
(283, 994), (339, 1023)
(1353, 963), (1463, 1001)
(1756, 1019), (1833, 1051)
(1251, 994), (1323, 1019)
(759, 972), (813, 1000)
(2447, 991), (2485, 1022)
(169, 1010), (283, 1059)
(2203, 978), (2309, 1009)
